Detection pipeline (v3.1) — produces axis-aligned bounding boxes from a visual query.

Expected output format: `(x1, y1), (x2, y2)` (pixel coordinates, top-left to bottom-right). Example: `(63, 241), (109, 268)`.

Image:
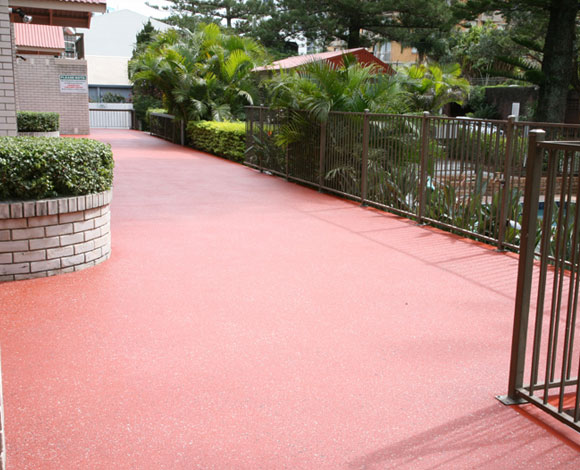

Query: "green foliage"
(101, 92), (127, 103)
(0, 137), (114, 201)
(149, 0), (259, 29)
(135, 20), (157, 55)
(17, 112), (59, 132)
(457, 0), (579, 122)
(130, 24), (265, 123)
(133, 95), (164, 130)
(465, 87), (500, 119)
(442, 22), (512, 80)
(267, 59), (408, 147)
(273, 0), (457, 50)
(131, 20), (165, 130)
(187, 120), (246, 162)
(400, 63), (470, 113)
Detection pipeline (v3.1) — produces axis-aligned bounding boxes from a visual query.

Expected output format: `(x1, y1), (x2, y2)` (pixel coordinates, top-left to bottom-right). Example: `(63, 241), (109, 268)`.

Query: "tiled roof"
(254, 49), (367, 72)
(13, 23), (65, 51)
(253, 48), (394, 75)
(56, 0), (107, 3)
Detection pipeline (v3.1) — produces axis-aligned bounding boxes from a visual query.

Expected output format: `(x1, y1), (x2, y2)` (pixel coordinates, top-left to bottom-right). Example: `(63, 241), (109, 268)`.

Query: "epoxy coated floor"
(1, 129), (579, 469)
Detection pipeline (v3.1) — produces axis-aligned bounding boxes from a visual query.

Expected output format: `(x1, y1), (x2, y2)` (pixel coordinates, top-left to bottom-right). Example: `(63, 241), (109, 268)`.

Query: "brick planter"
(0, 190), (112, 282)
(17, 131), (60, 138)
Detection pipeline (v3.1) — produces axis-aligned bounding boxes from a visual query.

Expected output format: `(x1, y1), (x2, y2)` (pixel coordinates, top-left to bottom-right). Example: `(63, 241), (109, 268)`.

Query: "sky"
(105, 0), (171, 19)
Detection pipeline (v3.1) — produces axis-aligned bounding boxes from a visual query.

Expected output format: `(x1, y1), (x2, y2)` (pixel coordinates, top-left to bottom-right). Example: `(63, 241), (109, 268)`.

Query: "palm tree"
(268, 57), (408, 121)
(129, 24), (266, 122)
(401, 62), (470, 114)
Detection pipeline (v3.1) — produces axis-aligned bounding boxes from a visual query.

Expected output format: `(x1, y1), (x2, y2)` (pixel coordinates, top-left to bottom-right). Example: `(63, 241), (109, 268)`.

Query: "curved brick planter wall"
(17, 131), (60, 138)
(0, 190), (112, 282)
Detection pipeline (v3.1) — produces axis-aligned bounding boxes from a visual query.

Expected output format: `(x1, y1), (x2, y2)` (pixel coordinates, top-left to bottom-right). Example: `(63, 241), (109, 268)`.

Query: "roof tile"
(13, 23), (65, 51)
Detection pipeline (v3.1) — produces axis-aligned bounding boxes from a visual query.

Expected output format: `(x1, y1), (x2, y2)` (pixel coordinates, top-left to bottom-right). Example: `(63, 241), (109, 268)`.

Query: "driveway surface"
(1, 129), (579, 469)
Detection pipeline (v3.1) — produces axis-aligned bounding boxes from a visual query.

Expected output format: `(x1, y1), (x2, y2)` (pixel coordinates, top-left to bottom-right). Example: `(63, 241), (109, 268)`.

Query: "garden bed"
(0, 136), (114, 282)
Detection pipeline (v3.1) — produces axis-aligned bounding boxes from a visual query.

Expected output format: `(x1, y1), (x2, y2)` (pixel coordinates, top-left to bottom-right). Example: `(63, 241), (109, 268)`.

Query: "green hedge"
(17, 111), (60, 132)
(0, 137), (114, 201)
(187, 121), (246, 162)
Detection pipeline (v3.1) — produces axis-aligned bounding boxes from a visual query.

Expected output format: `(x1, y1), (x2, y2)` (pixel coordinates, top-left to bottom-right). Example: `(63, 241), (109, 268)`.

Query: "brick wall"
(0, 0), (17, 136)
(15, 57), (90, 135)
(0, 191), (112, 281)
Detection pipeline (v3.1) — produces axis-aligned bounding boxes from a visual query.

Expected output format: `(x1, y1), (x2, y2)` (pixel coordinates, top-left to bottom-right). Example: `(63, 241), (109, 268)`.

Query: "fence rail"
(149, 113), (184, 145)
(245, 106), (580, 253)
(500, 134), (580, 433)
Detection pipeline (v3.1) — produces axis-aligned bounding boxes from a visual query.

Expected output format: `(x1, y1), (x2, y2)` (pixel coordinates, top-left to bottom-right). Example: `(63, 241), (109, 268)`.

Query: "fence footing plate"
(496, 394), (527, 406)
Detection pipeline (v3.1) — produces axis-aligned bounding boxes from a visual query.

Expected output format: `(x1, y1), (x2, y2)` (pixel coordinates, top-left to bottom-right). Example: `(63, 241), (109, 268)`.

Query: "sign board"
(60, 75), (88, 94)
(511, 102), (520, 119)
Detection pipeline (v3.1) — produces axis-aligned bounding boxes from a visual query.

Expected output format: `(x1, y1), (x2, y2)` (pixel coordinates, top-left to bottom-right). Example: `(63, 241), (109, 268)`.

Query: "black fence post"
(258, 106), (264, 172)
(417, 111), (430, 224)
(498, 129), (546, 405)
(361, 109), (370, 205)
(318, 121), (327, 191)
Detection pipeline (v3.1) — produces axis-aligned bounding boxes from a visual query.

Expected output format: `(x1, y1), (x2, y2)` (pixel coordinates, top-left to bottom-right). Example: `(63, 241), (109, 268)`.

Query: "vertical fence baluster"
(319, 121), (327, 191)
(529, 150), (557, 396)
(499, 129), (546, 404)
(566, 167), (580, 380)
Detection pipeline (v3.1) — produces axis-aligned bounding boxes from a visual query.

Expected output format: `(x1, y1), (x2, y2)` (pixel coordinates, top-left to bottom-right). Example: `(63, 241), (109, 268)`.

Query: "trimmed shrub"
(0, 137), (114, 201)
(17, 111), (60, 132)
(187, 121), (246, 162)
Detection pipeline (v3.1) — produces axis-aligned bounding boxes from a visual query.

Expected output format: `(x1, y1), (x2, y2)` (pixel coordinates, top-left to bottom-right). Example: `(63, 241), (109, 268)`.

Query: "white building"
(79, 9), (171, 102)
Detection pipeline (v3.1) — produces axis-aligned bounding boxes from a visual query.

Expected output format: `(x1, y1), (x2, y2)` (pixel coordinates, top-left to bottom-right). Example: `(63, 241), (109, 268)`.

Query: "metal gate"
(499, 130), (580, 432)
(89, 104), (134, 129)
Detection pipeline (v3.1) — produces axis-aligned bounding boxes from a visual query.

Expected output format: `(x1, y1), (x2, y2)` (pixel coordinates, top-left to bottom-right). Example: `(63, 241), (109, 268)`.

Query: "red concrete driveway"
(1, 129), (579, 469)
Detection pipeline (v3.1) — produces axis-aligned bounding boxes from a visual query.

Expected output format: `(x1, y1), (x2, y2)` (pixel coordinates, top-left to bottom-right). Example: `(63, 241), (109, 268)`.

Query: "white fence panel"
(90, 110), (132, 129)
(89, 103), (133, 129)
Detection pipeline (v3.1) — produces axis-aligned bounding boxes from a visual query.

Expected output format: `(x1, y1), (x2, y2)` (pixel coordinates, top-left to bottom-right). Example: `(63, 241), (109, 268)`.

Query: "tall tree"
(457, 0), (580, 123)
(148, 0), (264, 29)
(130, 24), (266, 121)
(275, 0), (458, 50)
(130, 21), (164, 128)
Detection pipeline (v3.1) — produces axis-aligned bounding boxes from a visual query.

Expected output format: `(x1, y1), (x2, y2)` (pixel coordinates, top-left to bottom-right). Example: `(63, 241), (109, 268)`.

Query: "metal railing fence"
(149, 113), (185, 145)
(500, 133), (580, 433)
(245, 106), (580, 253)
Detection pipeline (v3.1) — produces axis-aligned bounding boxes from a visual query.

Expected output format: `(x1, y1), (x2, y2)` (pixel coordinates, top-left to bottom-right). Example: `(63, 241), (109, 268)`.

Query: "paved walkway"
(1, 129), (579, 469)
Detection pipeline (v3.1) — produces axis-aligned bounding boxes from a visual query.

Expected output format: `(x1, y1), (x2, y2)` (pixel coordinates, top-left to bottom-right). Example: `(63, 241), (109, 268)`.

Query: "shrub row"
(0, 137), (114, 201)
(186, 121), (246, 162)
(17, 111), (60, 132)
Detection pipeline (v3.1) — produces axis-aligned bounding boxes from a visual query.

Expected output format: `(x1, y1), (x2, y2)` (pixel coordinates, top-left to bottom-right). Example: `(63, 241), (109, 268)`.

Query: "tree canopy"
(456, 0), (580, 122)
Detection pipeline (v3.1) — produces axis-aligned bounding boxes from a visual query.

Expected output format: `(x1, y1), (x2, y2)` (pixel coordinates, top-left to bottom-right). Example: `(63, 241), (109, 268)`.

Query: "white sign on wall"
(59, 75), (88, 94)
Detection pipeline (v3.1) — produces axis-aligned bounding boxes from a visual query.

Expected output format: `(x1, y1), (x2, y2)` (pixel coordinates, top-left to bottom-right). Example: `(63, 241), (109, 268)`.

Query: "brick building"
(13, 22), (91, 134)
(0, 0), (106, 136)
